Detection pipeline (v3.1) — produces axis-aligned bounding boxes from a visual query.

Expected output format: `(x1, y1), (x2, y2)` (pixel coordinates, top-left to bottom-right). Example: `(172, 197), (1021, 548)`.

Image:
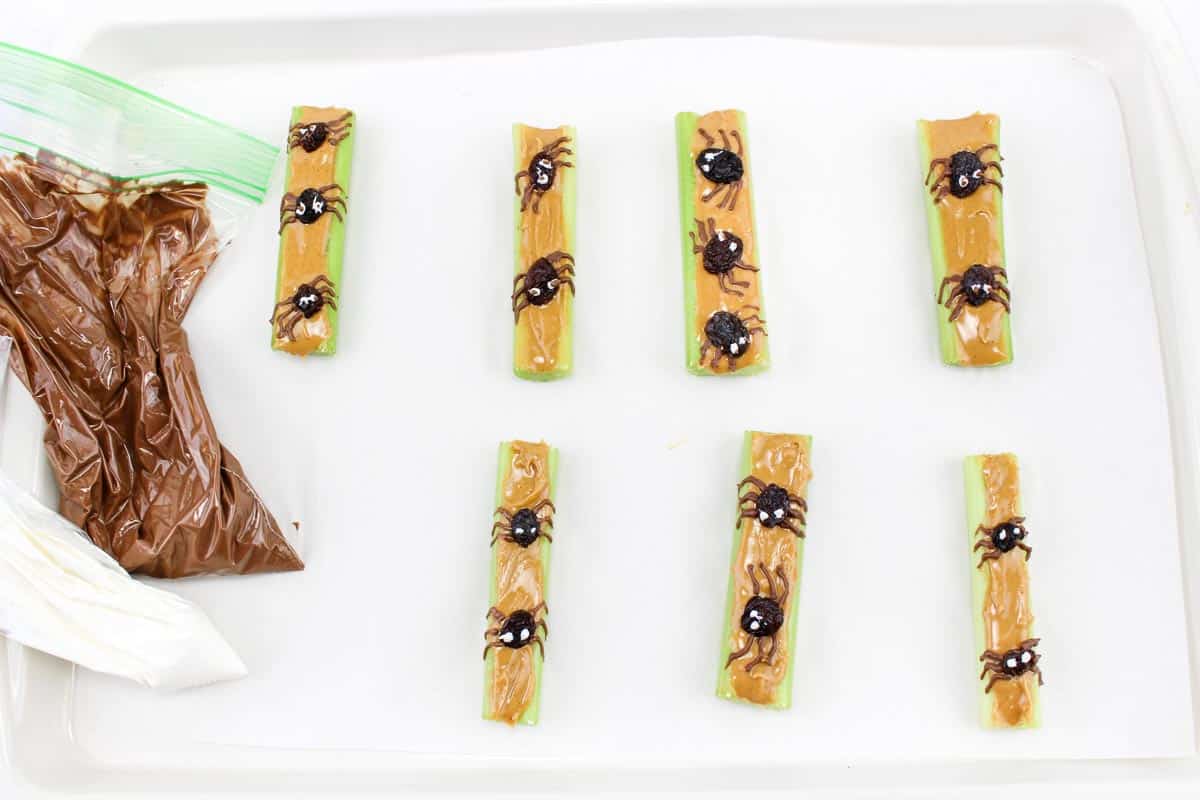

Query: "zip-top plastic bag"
(0, 43), (302, 577)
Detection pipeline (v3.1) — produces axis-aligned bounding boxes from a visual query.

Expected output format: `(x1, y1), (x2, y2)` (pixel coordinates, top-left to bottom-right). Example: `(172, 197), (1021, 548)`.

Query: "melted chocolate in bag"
(0, 154), (303, 578)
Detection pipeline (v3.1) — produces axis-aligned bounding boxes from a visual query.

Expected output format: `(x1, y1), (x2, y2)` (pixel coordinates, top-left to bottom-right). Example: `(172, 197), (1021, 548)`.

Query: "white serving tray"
(4, 0), (1200, 796)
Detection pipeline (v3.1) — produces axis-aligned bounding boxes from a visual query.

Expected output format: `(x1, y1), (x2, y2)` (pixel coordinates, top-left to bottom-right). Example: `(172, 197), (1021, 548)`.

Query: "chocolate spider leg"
(739, 509), (759, 522)
(743, 638), (766, 672)
(531, 192), (542, 214)
(974, 143), (1000, 158)
(699, 342), (711, 366)
(1031, 664), (1045, 686)
(521, 183), (535, 213)
(284, 311), (303, 341)
(761, 563), (776, 601)
(559, 278), (576, 296)
(530, 601), (547, 615)
(531, 498), (557, 515)
(482, 641), (501, 660)
(1012, 517), (1026, 525)
(277, 212), (298, 234)
(740, 315), (766, 325)
(484, 627), (499, 639)
(727, 180), (743, 212)
(310, 273), (335, 288)
(977, 551), (1002, 569)
(745, 562), (761, 596)
(487, 606), (506, 621)
(739, 304), (762, 312)
(719, 129), (732, 151)
(326, 206), (345, 224)
(973, 538), (990, 551)
(730, 129), (743, 156)
(788, 494), (807, 509)
(698, 127), (715, 148)
(514, 171), (529, 196)
(937, 275), (960, 304)
(924, 158), (950, 185)
(554, 161), (574, 171)
(690, 230), (704, 254)
(745, 634), (777, 673)
(538, 619), (549, 637)
(538, 530), (554, 543)
(725, 636), (753, 667)
(1015, 542), (1032, 560)
(948, 296), (968, 322)
(1019, 637), (1041, 649)
(735, 262), (760, 274)
(717, 273), (745, 297)
(931, 184), (950, 204)
(738, 475), (768, 492)
(981, 178), (1004, 193)
(323, 298), (338, 312)
(983, 674), (1005, 694)
(993, 294), (1012, 314)
(775, 566), (790, 608)
(982, 161), (1004, 176)
(532, 637), (545, 660)
(494, 507), (514, 521)
(746, 327), (767, 337)
(779, 519), (804, 539)
(512, 297), (531, 324)
(542, 136), (571, 153)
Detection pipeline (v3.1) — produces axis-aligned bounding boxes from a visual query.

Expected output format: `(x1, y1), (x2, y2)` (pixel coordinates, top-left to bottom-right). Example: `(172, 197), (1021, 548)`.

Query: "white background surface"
(4, 0), (1200, 797)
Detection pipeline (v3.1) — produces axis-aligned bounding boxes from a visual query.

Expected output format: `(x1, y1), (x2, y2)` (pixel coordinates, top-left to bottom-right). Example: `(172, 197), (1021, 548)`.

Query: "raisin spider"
(270, 275), (338, 341)
(726, 562), (789, 673)
(483, 603), (548, 660)
(926, 144), (1003, 202)
(700, 306), (766, 371)
(695, 127), (744, 211)
(979, 638), (1043, 693)
(738, 476), (807, 537)
(492, 499), (556, 548)
(690, 217), (759, 296)
(938, 264), (1010, 321)
(974, 517), (1031, 568)
(514, 136), (573, 213)
(287, 112), (353, 153)
(512, 251), (575, 322)
(278, 185), (346, 233)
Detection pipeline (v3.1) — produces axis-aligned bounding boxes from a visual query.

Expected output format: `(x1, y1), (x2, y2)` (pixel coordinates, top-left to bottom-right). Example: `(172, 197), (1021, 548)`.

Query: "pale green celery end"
(917, 120), (1012, 367)
(963, 454), (1039, 728)
(482, 441), (512, 720)
(513, 125), (575, 381)
(717, 431), (809, 710)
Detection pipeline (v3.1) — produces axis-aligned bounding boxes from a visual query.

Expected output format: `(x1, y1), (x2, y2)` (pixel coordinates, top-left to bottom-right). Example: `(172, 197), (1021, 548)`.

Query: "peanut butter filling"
(922, 113), (1008, 366)
(274, 106), (350, 356)
(688, 110), (765, 373)
(725, 433), (811, 705)
(514, 125), (573, 375)
(487, 440), (552, 723)
(979, 454), (1035, 726)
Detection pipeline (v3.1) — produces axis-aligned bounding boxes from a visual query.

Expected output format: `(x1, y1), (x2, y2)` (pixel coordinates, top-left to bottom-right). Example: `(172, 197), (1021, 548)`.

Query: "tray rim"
(3, 0), (1200, 794)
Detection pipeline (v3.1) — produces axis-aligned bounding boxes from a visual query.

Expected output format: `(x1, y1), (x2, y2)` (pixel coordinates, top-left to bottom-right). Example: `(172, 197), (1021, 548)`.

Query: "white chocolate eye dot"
(759, 510), (768, 521)
(501, 632), (514, 643)
(729, 242), (738, 252)
(529, 288), (540, 297)
(774, 508), (785, 518)
(1021, 651), (1032, 663)
(520, 629), (530, 641)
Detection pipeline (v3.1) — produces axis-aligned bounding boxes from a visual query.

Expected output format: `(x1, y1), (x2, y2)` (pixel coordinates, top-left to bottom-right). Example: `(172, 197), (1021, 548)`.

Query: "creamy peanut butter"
(723, 433), (811, 705)
(514, 125), (574, 377)
(921, 113), (1009, 366)
(486, 441), (553, 724)
(688, 111), (766, 373)
(979, 454), (1035, 726)
(273, 106), (352, 356)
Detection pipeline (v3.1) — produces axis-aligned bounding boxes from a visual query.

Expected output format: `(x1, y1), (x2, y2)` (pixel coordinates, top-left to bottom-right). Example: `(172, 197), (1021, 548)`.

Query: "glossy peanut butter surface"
(922, 113), (1008, 366)
(979, 454), (1035, 726)
(514, 125), (573, 376)
(274, 106), (350, 355)
(725, 433), (811, 705)
(687, 110), (765, 373)
(487, 440), (552, 723)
